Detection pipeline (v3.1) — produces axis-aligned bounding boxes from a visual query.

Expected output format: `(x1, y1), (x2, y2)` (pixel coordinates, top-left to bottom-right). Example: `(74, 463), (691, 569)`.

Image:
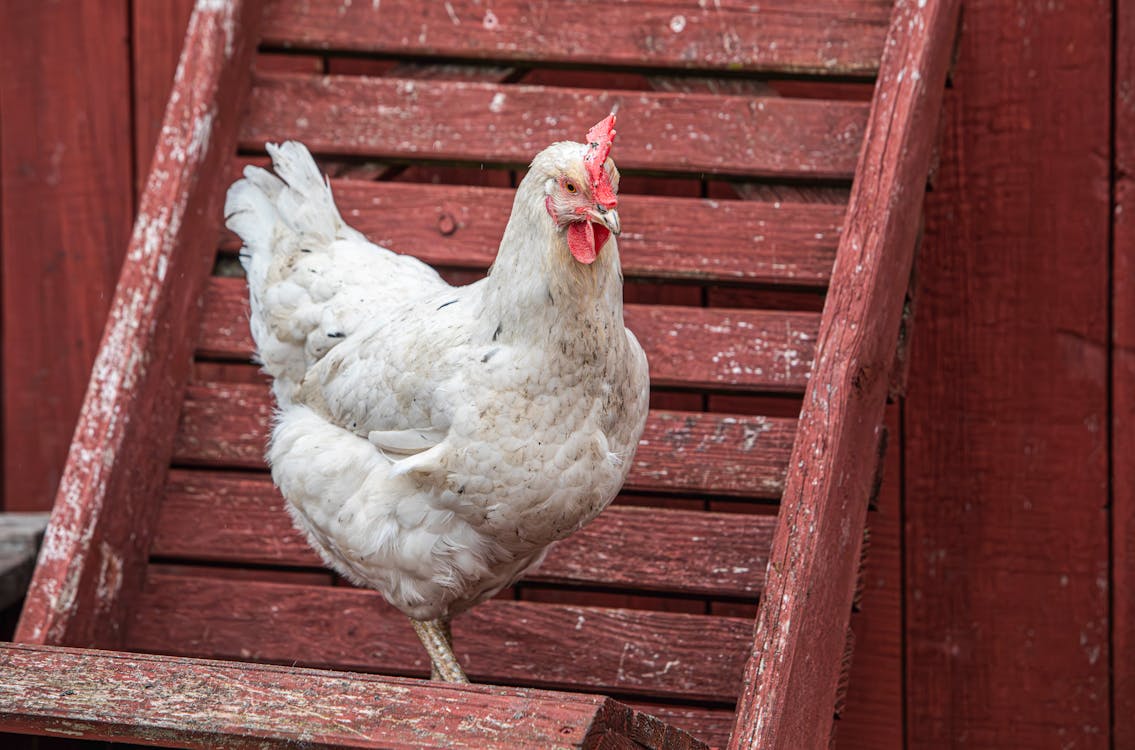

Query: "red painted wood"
(220, 179), (845, 287)
(172, 381), (796, 499)
(131, 0), (196, 196)
(730, 1), (960, 747)
(835, 406), (902, 750)
(1, 1), (134, 512)
(126, 574), (751, 703)
(0, 643), (707, 750)
(262, 0), (892, 76)
(152, 470), (774, 599)
(905, 0), (1111, 745)
(242, 73), (870, 180)
(14, 0), (265, 648)
(1115, 1), (1135, 742)
(198, 277), (819, 393)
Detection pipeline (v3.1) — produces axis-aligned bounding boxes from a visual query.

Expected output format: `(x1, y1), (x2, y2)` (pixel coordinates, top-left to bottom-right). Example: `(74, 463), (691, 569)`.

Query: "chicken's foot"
(411, 617), (468, 683)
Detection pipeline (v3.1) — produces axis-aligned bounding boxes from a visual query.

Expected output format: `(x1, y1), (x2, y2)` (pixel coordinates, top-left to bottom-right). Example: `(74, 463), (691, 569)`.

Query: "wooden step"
(126, 574), (752, 703)
(153, 469), (774, 599)
(219, 180), (846, 287)
(173, 382), (796, 499)
(0, 643), (709, 749)
(198, 278), (820, 393)
(242, 73), (870, 180)
(261, 0), (892, 77)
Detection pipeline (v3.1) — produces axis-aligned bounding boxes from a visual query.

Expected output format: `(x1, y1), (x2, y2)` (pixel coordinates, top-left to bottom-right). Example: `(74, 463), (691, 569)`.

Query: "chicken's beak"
(590, 206), (621, 236)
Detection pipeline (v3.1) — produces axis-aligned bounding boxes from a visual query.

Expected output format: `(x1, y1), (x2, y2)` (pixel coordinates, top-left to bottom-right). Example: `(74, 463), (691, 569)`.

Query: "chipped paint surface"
(17, 0), (259, 647)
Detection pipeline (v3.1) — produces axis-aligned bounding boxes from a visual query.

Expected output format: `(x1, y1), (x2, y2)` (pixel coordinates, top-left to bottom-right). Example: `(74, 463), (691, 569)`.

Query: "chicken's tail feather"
(223, 141), (363, 397)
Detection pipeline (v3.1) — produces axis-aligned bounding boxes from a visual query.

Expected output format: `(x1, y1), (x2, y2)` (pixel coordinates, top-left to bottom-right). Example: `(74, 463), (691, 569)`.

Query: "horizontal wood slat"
(153, 469), (775, 599)
(0, 643), (708, 749)
(198, 277), (820, 393)
(172, 382), (796, 499)
(242, 73), (870, 180)
(222, 180), (846, 287)
(126, 574), (752, 703)
(261, 0), (892, 76)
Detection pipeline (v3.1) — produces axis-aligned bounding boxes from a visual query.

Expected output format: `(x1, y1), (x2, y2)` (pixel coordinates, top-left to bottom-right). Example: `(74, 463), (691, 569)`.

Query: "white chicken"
(224, 116), (649, 682)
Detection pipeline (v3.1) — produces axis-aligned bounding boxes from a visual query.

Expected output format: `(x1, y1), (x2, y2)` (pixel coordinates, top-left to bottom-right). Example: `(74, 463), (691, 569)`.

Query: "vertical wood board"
(0, 1), (134, 512)
(904, 0), (1112, 744)
(729, 0), (960, 747)
(14, 0), (265, 649)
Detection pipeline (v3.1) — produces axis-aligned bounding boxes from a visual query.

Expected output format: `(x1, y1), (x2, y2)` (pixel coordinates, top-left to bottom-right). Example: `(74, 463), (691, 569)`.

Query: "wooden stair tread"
(199, 277), (820, 393)
(0, 643), (708, 749)
(126, 574), (751, 703)
(261, 0), (893, 76)
(242, 73), (870, 180)
(154, 469), (774, 599)
(173, 382), (797, 499)
(219, 180), (846, 287)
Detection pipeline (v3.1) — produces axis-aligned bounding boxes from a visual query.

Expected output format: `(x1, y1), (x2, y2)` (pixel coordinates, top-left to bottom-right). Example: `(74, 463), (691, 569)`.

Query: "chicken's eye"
(564, 181), (577, 194)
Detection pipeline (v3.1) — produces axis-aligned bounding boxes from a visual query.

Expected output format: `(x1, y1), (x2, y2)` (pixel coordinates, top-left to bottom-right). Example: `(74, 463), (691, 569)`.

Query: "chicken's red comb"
(583, 114), (618, 209)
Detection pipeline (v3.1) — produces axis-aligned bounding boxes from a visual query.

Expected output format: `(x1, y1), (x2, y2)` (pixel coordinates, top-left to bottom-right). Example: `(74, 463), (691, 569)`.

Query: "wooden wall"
(0, 0), (1127, 747)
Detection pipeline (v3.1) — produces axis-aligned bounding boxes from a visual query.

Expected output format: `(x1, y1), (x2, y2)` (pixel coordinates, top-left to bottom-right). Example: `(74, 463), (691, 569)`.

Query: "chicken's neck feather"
(481, 173), (625, 347)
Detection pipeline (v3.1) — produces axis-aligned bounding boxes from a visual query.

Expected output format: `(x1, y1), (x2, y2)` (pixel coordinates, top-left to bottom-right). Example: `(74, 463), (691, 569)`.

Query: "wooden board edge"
(0, 642), (699, 749)
(14, 0), (266, 648)
(727, 1), (962, 748)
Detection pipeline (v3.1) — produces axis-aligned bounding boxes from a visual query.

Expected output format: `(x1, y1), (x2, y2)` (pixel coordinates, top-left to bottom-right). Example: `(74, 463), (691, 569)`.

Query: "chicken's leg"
(411, 617), (468, 683)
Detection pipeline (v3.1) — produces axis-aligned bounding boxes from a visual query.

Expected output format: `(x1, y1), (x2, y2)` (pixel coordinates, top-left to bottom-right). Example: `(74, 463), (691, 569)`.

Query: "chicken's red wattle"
(567, 220), (611, 264)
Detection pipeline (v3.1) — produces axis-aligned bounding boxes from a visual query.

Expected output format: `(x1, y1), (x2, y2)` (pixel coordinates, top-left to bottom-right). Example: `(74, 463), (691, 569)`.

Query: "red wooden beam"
(261, 0), (892, 77)
(0, 643), (707, 749)
(218, 179), (846, 287)
(729, 0), (961, 747)
(242, 73), (870, 180)
(198, 277), (820, 393)
(14, 0), (265, 648)
(172, 381), (797, 499)
(153, 470), (776, 599)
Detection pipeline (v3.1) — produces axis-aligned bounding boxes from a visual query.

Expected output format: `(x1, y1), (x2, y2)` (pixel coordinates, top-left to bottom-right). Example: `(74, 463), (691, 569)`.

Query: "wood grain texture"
(242, 73), (870, 180)
(730, 1), (960, 747)
(0, 643), (707, 750)
(152, 469), (774, 599)
(835, 406), (901, 750)
(220, 179), (846, 287)
(904, 0), (1112, 745)
(262, 0), (892, 76)
(14, 0), (265, 648)
(198, 277), (819, 393)
(126, 574), (752, 703)
(131, 0), (196, 195)
(1, 1), (133, 512)
(1115, 0), (1134, 742)
(172, 381), (796, 499)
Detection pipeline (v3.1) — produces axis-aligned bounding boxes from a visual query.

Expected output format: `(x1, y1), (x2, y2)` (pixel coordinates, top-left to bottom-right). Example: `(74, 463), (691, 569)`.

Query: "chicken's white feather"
(225, 138), (648, 621)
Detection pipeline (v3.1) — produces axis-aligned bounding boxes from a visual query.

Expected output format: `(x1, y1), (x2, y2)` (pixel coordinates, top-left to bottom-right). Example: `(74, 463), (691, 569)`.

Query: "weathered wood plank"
(1117, 0), (1135, 739)
(0, 643), (707, 749)
(242, 73), (870, 180)
(261, 0), (892, 76)
(905, 0), (1112, 746)
(172, 382), (796, 499)
(153, 470), (774, 598)
(126, 574), (752, 703)
(731, 1), (961, 748)
(198, 277), (819, 393)
(14, 0), (265, 648)
(220, 180), (846, 287)
(1, 1), (134, 512)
